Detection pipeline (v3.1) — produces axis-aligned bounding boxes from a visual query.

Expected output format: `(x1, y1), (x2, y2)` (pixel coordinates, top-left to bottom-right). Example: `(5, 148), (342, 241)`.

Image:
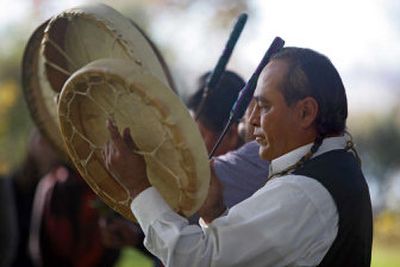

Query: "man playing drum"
(103, 47), (373, 267)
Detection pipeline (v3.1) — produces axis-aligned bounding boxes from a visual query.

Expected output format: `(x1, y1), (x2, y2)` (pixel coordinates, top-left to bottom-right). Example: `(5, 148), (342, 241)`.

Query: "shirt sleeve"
(131, 175), (338, 267)
(213, 141), (269, 208)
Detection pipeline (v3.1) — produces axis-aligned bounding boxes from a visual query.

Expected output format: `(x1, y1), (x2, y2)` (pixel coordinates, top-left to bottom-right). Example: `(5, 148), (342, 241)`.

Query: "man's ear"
(296, 97), (318, 129)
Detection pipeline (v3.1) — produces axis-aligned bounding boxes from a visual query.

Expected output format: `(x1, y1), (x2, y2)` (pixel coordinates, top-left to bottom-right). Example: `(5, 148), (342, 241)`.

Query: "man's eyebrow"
(254, 95), (269, 104)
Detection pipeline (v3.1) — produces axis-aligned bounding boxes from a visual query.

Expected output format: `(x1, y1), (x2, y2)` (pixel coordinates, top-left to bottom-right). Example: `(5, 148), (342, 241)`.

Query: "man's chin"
(259, 146), (272, 161)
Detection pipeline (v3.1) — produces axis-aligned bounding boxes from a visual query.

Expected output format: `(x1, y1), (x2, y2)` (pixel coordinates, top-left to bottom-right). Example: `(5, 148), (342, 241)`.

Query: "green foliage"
(114, 248), (153, 267)
(355, 110), (400, 180)
(0, 36), (33, 174)
(372, 240), (400, 267)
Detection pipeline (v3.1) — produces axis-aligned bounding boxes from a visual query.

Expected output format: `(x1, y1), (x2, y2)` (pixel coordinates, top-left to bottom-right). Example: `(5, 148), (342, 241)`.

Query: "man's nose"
(248, 105), (260, 127)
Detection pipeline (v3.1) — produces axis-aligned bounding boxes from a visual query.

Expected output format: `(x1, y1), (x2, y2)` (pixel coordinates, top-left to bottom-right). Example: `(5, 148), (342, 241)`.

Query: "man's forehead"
(254, 60), (287, 96)
(262, 60), (288, 79)
(253, 84), (262, 99)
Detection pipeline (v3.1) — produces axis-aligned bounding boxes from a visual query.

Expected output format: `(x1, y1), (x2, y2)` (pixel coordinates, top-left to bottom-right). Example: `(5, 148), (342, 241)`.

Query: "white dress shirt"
(131, 137), (346, 267)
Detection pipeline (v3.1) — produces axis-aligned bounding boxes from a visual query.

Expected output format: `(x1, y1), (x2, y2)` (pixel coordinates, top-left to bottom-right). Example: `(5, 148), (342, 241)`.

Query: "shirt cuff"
(130, 187), (172, 232)
(198, 207), (229, 228)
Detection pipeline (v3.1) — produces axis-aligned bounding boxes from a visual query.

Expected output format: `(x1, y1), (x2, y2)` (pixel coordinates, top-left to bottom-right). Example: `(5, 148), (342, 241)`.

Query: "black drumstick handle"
(208, 37), (285, 159)
(207, 13), (248, 89)
(229, 36), (285, 121)
(195, 13), (248, 120)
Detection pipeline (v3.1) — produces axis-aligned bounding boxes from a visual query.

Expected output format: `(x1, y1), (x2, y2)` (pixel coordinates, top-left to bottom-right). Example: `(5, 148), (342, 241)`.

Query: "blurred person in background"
(0, 174), (17, 267)
(23, 129), (119, 267)
(98, 70), (269, 266)
(187, 70), (268, 211)
(8, 128), (61, 267)
(186, 70), (245, 155)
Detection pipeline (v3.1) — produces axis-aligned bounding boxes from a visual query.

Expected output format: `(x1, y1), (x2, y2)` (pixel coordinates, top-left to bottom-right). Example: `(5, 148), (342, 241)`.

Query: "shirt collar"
(269, 136), (348, 177)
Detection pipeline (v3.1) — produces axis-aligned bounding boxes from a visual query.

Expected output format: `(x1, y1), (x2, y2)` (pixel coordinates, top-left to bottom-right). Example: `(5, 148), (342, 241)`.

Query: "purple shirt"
(214, 141), (269, 208)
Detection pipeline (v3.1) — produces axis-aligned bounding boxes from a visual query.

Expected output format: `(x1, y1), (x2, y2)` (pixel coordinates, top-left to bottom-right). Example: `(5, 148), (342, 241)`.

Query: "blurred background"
(0, 0), (399, 266)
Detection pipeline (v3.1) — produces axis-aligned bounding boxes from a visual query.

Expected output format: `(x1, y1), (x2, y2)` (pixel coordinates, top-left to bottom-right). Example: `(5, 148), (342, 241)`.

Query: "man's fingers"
(107, 118), (126, 149)
(107, 118), (120, 139)
(107, 118), (129, 152)
(106, 119), (137, 152)
(103, 140), (113, 169)
(123, 128), (137, 150)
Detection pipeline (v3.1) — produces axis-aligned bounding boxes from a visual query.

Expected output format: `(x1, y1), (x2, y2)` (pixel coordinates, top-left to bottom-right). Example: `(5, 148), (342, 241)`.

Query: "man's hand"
(198, 162), (226, 223)
(103, 119), (150, 199)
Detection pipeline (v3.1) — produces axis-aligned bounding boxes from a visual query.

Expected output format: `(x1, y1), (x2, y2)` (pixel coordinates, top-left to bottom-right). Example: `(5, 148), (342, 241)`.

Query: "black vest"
(293, 149), (373, 267)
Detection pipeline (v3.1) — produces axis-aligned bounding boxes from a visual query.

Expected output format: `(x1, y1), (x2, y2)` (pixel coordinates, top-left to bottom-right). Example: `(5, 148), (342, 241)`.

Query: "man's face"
(238, 99), (256, 142)
(188, 110), (218, 153)
(196, 120), (218, 153)
(250, 60), (302, 161)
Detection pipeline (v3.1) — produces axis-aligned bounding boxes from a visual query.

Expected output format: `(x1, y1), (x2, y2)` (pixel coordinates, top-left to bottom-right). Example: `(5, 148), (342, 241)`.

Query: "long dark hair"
(186, 70), (245, 133)
(267, 48), (350, 179)
(271, 47), (348, 136)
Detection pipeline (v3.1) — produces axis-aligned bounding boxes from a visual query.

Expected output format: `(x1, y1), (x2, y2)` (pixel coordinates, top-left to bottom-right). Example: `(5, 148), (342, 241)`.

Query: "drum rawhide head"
(22, 3), (175, 157)
(58, 58), (210, 221)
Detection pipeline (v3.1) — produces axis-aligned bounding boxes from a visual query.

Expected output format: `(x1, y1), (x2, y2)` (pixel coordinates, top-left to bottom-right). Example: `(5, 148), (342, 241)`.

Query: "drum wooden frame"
(22, 3), (175, 157)
(58, 58), (210, 221)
